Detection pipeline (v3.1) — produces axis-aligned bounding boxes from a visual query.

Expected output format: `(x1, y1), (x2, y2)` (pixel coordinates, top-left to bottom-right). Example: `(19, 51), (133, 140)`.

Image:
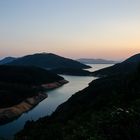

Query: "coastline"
(0, 93), (47, 125)
(41, 79), (68, 89)
(0, 80), (68, 125)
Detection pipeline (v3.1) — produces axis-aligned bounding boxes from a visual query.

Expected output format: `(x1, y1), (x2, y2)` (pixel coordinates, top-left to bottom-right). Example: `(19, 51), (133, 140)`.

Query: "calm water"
(0, 64), (113, 139)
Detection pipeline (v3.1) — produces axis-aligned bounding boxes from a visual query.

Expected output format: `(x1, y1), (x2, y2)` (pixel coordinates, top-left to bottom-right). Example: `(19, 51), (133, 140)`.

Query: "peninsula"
(0, 65), (68, 125)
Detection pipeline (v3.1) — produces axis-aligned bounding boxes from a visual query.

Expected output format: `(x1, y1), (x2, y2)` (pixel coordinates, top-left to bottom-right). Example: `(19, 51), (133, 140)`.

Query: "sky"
(0, 0), (140, 60)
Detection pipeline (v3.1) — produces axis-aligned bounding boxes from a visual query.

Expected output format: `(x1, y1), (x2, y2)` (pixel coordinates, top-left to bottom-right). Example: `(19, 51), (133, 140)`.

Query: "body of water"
(0, 64), (113, 139)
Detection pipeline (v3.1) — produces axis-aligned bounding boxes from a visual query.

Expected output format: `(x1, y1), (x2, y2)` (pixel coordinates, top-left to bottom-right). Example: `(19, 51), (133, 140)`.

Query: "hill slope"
(7, 53), (91, 69)
(0, 65), (65, 108)
(0, 65), (68, 125)
(0, 65), (64, 84)
(92, 53), (140, 77)
(15, 57), (140, 140)
(0, 57), (16, 64)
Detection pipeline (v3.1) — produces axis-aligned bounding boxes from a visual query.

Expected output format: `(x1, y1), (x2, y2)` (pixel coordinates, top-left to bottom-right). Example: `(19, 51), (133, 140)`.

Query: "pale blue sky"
(0, 0), (140, 60)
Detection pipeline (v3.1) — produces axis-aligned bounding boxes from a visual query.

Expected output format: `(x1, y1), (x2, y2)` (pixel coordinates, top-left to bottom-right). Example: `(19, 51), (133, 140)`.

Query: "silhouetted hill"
(15, 58), (140, 140)
(0, 65), (64, 108)
(92, 53), (140, 77)
(123, 53), (140, 63)
(7, 53), (91, 69)
(0, 57), (16, 64)
(0, 65), (63, 84)
(77, 58), (118, 64)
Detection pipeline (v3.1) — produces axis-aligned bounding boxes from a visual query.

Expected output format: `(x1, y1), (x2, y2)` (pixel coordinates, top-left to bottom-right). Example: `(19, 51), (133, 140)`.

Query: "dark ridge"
(123, 53), (140, 63)
(6, 53), (91, 69)
(92, 53), (140, 77)
(0, 57), (16, 64)
(0, 65), (63, 85)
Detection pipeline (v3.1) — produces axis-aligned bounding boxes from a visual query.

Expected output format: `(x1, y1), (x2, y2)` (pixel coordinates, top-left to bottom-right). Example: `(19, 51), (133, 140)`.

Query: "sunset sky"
(0, 0), (140, 60)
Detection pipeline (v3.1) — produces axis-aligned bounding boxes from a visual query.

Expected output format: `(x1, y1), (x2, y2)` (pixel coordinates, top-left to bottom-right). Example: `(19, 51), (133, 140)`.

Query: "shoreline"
(41, 79), (68, 89)
(0, 93), (47, 126)
(0, 80), (68, 126)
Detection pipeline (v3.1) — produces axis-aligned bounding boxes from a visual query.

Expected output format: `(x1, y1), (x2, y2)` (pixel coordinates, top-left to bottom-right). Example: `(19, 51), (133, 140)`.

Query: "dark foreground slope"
(0, 65), (64, 108)
(15, 62), (140, 140)
(7, 53), (91, 69)
(92, 53), (140, 77)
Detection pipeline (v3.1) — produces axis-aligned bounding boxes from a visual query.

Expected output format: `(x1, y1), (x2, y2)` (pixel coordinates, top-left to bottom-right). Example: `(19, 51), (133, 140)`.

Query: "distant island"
(16, 53), (140, 140)
(77, 58), (118, 64)
(0, 65), (68, 125)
